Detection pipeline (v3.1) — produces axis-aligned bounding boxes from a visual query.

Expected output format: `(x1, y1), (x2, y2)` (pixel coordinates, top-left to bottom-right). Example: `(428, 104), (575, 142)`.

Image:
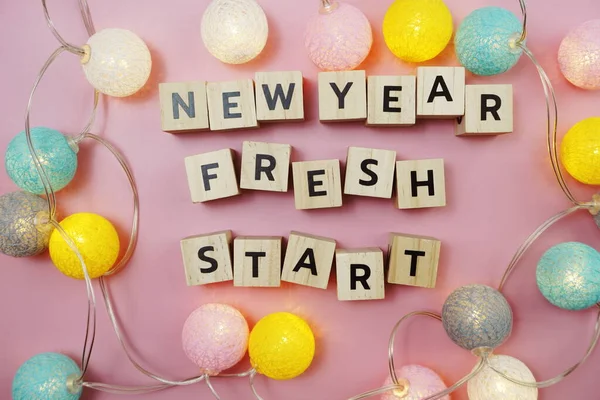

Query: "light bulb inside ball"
(81, 28), (152, 97)
(467, 354), (538, 400)
(201, 0), (269, 64)
(305, 1), (373, 71)
(380, 365), (449, 400)
(559, 20), (600, 90)
(560, 117), (600, 185)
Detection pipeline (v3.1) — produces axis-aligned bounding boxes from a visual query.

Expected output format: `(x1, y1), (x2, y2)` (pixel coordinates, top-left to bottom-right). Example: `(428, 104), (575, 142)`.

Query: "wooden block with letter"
(344, 146), (397, 199)
(233, 236), (282, 287)
(159, 81), (210, 132)
(318, 70), (367, 121)
(185, 148), (240, 203)
(240, 141), (291, 192)
(281, 231), (336, 289)
(367, 75), (416, 126)
(206, 80), (258, 131)
(336, 248), (385, 301)
(395, 159), (446, 209)
(255, 71), (304, 122)
(180, 230), (233, 286)
(387, 233), (441, 288)
(292, 160), (343, 210)
(417, 67), (465, 118)
(456, 84), (514, 136)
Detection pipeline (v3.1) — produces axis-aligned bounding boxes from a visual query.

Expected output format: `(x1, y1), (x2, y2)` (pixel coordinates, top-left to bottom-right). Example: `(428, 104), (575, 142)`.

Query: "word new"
(159, 67), (514, 136)
(185, 143), (446, 210)
(181, 231), (441, 301)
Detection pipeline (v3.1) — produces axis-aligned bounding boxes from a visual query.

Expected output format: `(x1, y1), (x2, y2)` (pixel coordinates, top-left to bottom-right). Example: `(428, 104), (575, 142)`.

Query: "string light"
(0, 191), (53, 257)
(455, 7), (524, 76)
(467, 354), (538, 400)
(181, 304), (249, 375)
(5, 127), (78, 195)
(381, 365), (449, 400)
(382, 0), (453, 63)
(81, 28), (152, 97)
(558, 19), (600, 90)
(536, 242), (600, 310)
(304, 0), (372, 71)
(49, 213), (120, 279)
(201, 0), (269, 64)
(560, 117), (600, 185)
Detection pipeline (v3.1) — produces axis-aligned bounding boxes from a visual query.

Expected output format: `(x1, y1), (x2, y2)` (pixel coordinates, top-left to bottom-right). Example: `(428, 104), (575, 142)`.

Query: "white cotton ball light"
(467, 354), (538, 400)
(81, 28), (152, 97)
(201, 0), (269, 64)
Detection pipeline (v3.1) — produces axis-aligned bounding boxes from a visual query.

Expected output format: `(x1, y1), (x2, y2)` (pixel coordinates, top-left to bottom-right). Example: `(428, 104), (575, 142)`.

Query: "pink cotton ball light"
(381, 365), (449, 400)
(182, 304), (249, 375)
(558, 20), (600, 90)
(305, 0), (373, 71)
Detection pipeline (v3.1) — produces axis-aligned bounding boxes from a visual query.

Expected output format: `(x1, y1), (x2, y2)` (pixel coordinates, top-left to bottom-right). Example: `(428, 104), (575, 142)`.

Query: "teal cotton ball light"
(455, 7), (524, 76)
(537, 242), (600, 310)
(12, 353), (82, 400)
(5, 127), (78, 195)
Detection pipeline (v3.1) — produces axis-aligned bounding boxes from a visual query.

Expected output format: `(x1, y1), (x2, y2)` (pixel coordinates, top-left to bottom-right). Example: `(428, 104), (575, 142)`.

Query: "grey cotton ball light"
(442, 284), (513, 351)
(0, 191), (53, 257)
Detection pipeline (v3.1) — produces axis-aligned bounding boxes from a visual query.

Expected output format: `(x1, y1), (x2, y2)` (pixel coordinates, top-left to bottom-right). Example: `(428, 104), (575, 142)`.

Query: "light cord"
(249, 369), (265, 400)
(41, 0), (85, 55)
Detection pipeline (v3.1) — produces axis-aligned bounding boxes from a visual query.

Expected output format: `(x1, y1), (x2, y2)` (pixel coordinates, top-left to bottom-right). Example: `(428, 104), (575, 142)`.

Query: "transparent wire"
(82, 381), (171, 395)
(517, 42), (580, 205)
(349, 311), (484, 400)
(41, 0), (85, 55)
(84, 133), (140, 276)
(249, 370), (265, 400)
(517, 0), (528, 43)
(78, 0), (96, 36)
(205, 375), (222, 400)
(486, 308), (600, 388)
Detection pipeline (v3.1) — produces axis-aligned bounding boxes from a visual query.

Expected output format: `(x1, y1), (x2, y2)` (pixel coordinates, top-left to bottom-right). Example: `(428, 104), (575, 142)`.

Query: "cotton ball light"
(5, 127), (78, 195)
(305, 1), (372, 71)
(201, 0), (268, 64)
(0, 191), (53, 257)
(559, 20), (600, 90)
(536, 242), (600, 310)
(81, 28), (152, 97)
(442, 284), (513, 351)
(249, 312), (315, 380)
(382, 0), (453, 63)
(49, 213), (120, 279)
(182, 304), (249, 375)
(12, 352), (82, 400)
(380, 365), (449, 400)
(467, 354), (538, 400)
(455, 7), (524, 76)
(560, 117), (600, 185)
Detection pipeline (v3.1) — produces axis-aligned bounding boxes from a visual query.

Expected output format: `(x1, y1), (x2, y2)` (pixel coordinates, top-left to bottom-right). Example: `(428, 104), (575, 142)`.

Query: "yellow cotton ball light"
(49, 213), (120, 279)
(249, 312), (315, 380)
(382, 0), (453, 63)
(560, 117), (600, 185)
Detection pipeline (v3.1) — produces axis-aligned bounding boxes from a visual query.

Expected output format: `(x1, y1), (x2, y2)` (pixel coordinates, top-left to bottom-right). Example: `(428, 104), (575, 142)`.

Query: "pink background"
(1, 0), (599, 399)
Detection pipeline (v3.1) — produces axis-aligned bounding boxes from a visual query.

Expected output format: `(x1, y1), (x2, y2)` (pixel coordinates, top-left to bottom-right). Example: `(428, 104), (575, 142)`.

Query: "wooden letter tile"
(344, 146), (397, 199)
(233, 236), (282, 287)
(292, 160), (343, 210)
(206, 80), (258, 131)
(336, 248), (385, 301)
(395, 159), (446, 209)
(367, 76), (416, 126)
(387, 233), (441, 288)
(456, 84), (514, 136)
(185, 149), (240, 203)
(255, 71), (304, 122)
(318, 70), (367, 122)
(281, 231), (336, 289)
(159, 81), (210, 133)
(180, 231), (233, 286)
(240, 141), (291, 192)
(417, 67), (465, 118)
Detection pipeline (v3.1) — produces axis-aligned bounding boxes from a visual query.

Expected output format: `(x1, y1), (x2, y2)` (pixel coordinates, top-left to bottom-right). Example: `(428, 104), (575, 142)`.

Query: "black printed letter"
(223, 92), (242, 119)
(201, 163), (219, 191)
(307, 170), (327, 197)
(404, 250), (426, 277)
(359, 159), (379, 186)
(245, 252), (266, 278)
(410, 170), (435, 197)
(172, 92), (195, 120)
(481, 94), (501, 121)
(383, 86), (402, 113)
(350, 264), (371, 290)
(255, 154), (276, 181)
(292, 248), (318, 276)
(329, 82), (353, 109)
(427, 76), (453, 103)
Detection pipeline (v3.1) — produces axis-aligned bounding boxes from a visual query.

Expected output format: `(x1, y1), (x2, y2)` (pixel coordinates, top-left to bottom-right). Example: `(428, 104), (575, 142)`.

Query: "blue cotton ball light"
(537, 242), (600, 311)
(5, 127), (78, 195)
(12, 353), (82, 400)
(455, 7), (524, 76)
(442, 284), (513, 352)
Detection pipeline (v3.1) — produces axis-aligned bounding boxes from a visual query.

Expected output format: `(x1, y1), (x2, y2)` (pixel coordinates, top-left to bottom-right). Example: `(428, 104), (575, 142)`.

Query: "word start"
(159, 66), (514, 135)
(181, 231), (441, 301)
